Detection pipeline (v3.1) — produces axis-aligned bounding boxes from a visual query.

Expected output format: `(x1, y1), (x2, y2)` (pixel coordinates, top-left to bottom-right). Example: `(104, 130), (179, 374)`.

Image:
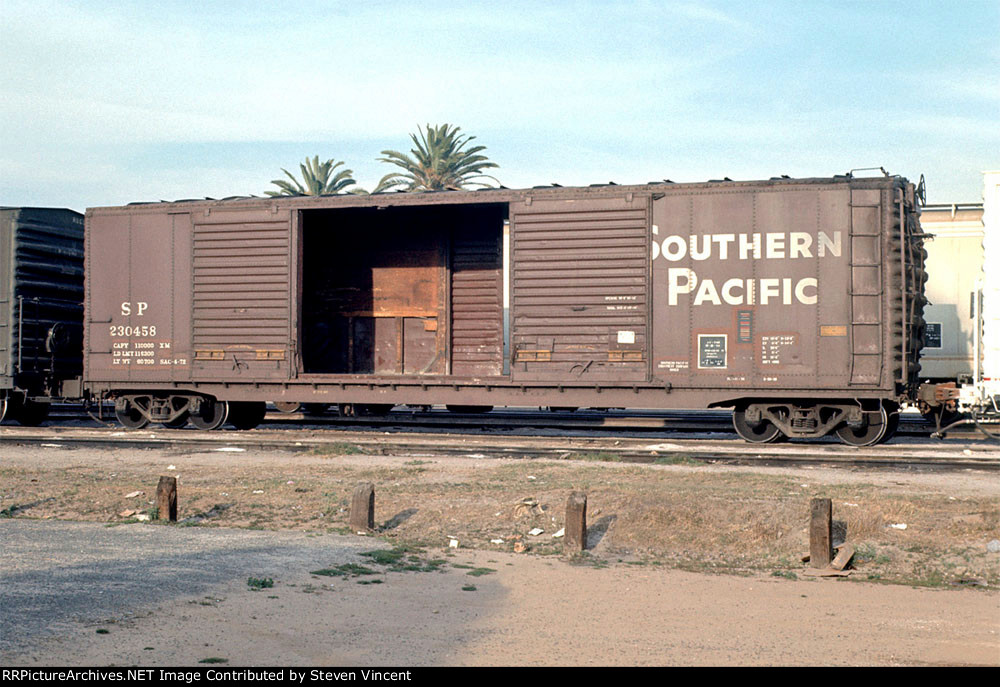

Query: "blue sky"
(1, 0), (997, 211)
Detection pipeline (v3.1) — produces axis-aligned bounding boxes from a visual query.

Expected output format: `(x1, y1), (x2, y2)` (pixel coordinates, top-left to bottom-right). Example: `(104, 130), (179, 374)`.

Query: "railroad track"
(3, 413), (997, 472)
(40, 404), (978, 438)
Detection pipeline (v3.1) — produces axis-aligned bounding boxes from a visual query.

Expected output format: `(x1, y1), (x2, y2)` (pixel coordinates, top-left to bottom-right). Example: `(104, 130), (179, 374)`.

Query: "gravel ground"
(1, 520), (998, 666)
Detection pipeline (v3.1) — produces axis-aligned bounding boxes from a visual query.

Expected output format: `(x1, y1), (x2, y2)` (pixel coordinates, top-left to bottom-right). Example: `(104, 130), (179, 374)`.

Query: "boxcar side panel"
(650, 184), (858, 391)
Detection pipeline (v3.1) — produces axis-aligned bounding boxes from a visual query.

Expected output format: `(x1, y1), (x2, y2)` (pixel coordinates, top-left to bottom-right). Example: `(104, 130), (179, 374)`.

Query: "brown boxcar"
(83, 174), (926, 445)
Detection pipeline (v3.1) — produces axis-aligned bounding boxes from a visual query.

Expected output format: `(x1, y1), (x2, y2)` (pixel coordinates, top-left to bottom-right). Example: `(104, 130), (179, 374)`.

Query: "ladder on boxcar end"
(848, 188), (885, 386)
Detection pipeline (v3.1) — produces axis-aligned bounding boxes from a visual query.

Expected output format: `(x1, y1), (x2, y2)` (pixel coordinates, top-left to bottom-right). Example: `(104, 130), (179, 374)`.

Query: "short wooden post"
(809, 498), (832, 568)
(156, 476), (177, 522)
(565, 491), (587, 552)
(350, 482), (375, 532)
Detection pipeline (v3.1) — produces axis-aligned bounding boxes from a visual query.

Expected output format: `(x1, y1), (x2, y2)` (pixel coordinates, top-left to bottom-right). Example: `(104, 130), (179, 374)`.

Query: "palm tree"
(375, 124), (500, 192)
(265, 156), (357, 196)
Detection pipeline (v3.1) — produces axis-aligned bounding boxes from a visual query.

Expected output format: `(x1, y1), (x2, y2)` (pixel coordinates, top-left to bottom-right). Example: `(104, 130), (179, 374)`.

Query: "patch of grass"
(465, 567), (496, 577)
(653, 455), (702, 466)
(199, 657), (228, 664)
(567, 452), (620, 462)
(357, 579), (384, 585)
(247, 577), (274, 590)
(360, 548), (408, 566)
(358, 546), (444, 573)
(95, 628), (109, 634)
(461, 585), (477, 591)
(313, 442), (365, 456)
(311, 563), (377, 577)
(771, 570), (798, 580)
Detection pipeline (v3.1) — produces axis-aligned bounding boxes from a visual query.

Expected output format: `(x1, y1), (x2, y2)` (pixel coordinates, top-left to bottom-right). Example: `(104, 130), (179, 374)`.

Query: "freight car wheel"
(273, 402), (301, 413)
(189, 399), (228, 431)
(834, 407), (888, 447)
(163, 413), (190, 429)
(227, 401), (267, 430)
(0, 398), (8, 423)
(115, 399), (150, 430)
(732, 409), (782, 443)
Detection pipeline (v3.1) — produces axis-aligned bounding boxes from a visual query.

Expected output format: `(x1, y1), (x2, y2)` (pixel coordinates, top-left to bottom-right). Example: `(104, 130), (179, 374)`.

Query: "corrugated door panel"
(192, 211), (292, 379)
(451, 230), (502, 375)
(511, 196), (649, 382)
(849, 188), (883, 385)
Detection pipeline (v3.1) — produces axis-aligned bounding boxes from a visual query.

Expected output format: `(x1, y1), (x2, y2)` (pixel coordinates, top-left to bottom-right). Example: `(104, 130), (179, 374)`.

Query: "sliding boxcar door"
(509, 194), (650, 383)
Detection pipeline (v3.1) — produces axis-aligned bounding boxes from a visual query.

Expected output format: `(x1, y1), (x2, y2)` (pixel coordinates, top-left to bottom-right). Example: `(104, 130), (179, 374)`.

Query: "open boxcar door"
(509, 193), (651, 383)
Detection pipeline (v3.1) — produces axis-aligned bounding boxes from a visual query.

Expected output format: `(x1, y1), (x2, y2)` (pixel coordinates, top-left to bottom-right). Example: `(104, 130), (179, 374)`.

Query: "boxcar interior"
(300, 203), (506, 377)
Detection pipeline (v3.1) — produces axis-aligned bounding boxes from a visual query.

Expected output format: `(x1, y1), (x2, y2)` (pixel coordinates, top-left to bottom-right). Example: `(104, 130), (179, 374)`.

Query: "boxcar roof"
(85, 174), (906, 215)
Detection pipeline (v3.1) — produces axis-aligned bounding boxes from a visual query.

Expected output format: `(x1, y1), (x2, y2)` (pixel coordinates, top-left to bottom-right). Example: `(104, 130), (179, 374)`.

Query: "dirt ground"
(1, 438), (999, 665)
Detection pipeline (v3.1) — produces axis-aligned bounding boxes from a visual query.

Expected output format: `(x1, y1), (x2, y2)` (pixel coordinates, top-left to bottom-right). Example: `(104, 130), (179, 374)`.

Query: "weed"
(653, 455), (702, 466)
(357, 579), (384, 585)
(95, 629), (109, 635)
(360, 548), (407, 566)
(313, 443), (365, 456)
(199, 658), (228, 664)
(311, 563), (377, 577)
(465, 567), (496, 577)
(568, 452), (620, 462)
(358, 546), (443, 573)
(247, 577), (274, 590)
(462, 585), (477, 591)
(771, 570), (798, 580)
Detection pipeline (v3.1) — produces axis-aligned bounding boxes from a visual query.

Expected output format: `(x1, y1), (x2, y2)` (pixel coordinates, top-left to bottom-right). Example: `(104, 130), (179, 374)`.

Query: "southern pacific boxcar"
(1, 207), (85, 425)
(83, 174), (926, 445)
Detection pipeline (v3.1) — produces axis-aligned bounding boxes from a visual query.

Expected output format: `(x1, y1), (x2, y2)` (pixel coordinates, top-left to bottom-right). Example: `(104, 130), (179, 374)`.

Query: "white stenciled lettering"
(689, 235), (712, 261)
(795, 277), (818, 304)
(668, 268), (697, 305)
(766, 233), (785, 259)
(722, 278), (744, 305)
(759, 278), (781, 305)
(712, 234), (735, 260)
(818, 231), (841, 257)
(667, 272), (818, 307)
(738, 233), (761, 260)
(661, 236), (686, 261)
(693, 278), (722, 305)
(790, 232), (812, 258)
(651, 231), (840, 262)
